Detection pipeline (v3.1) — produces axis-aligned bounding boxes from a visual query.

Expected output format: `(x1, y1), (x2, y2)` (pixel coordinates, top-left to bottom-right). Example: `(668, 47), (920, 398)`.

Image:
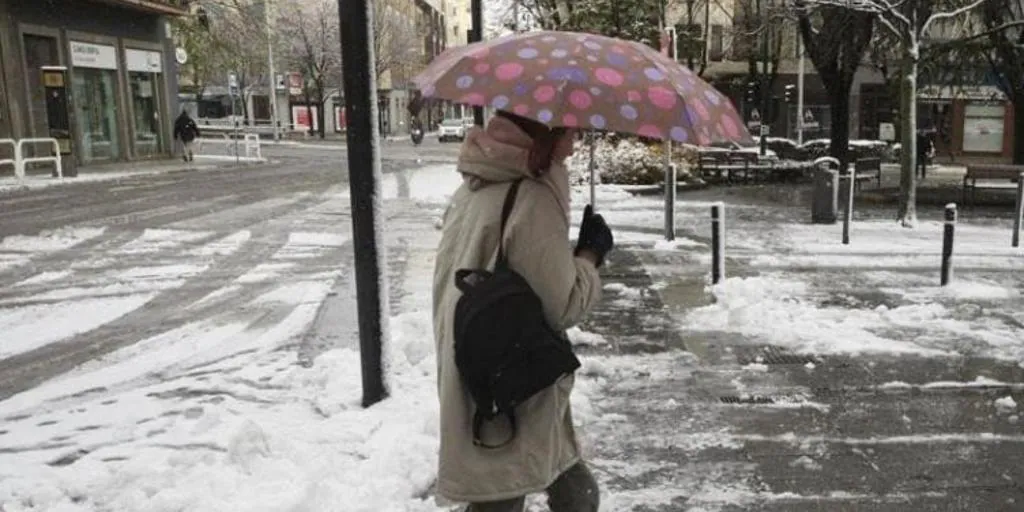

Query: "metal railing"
(0, 139), (15, 175)
(16, 138), (62, 179)
(194, 133), (264, 162)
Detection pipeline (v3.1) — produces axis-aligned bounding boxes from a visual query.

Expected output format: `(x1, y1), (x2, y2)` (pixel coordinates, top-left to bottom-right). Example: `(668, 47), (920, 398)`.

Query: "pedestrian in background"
(917, 129), (935, 180)
(432, 110), (614, 512)
(173, 110), (200, 163)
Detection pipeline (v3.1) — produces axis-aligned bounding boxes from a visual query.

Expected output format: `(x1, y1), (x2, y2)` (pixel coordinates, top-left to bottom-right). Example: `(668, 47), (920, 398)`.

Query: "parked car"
(438, 118), (467, 143)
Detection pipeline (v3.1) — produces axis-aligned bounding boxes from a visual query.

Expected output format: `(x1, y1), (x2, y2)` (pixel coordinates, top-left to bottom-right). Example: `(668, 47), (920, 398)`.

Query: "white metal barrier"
(0, 139), (14, 175)
(16, 138), (62, 179)
(194, 133), (264, 162)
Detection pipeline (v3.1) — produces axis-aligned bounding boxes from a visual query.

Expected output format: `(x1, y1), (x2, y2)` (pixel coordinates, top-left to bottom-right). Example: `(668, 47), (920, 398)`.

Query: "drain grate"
(719, 395), (776, 404)
(736, 346), (821, 366)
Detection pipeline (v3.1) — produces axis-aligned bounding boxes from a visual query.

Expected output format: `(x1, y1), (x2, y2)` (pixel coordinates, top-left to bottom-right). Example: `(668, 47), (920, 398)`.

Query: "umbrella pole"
(664, 140), (675, 241)
(588, 132), (597, 210)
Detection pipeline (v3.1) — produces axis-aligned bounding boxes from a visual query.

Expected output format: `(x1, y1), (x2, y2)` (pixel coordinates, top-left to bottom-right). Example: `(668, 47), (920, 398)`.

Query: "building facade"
(0, 0), (186, 170)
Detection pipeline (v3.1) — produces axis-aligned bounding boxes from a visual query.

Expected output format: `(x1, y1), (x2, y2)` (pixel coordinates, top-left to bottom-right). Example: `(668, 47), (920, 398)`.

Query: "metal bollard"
(664, 163), (677, 241)
(711, 202), (725, 284)
(842, 163), (856, 245)
(941, 203), (957, 286)
(1013, 172), (1023, 248)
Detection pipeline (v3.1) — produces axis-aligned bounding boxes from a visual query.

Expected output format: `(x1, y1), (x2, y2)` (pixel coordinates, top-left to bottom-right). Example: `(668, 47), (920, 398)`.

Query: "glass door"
(128, 71), (162, 158)
(72, 67), (121, 163)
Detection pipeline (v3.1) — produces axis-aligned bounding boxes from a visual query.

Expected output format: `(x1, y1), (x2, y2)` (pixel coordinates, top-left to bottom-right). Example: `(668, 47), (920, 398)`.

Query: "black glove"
(574, 204), (614, 267)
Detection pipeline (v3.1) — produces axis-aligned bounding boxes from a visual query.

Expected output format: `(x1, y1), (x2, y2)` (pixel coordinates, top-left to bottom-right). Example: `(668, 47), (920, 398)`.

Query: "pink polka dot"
(534, 85), (556, 103)
(473, 62), (490, 74)
(563, 113), (578, 126)
(595, 68), (624, 87)
(569, 90), (592, 110)
(495, 62), (524, 81)
(460, 93), (486, 105)
(648, 86), (676, 110)
(627, 90), (642, 102)
(691, 100), (711, 121)
(638, 124), (662, 139)
(513, 104), (530, 116)
(720, 115), (740, 138)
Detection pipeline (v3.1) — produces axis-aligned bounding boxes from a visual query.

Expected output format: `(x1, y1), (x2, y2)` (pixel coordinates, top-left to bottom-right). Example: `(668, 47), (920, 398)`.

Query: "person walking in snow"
(432, 110), (614, 512)
(173, 110), (201, 162)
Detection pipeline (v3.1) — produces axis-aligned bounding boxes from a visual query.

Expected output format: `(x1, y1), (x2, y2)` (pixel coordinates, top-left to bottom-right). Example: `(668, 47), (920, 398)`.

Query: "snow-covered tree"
(800, 0), (992, 227)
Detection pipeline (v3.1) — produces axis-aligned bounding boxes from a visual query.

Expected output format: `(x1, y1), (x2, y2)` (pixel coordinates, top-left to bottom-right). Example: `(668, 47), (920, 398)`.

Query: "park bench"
(962, 164), (1024, 207)
(697, 151), (762, 184)
(850, 157), (882, 190)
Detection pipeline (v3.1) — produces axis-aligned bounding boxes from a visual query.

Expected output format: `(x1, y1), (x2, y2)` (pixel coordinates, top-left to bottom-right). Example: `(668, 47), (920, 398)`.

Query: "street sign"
(175, 47), (188, 65)
(802, 108), (819, 129)
(228, 73), (239, 96)
(760, 124), (769, 136)
(879, 122), (895, 141)
(748, 108), (761, 129)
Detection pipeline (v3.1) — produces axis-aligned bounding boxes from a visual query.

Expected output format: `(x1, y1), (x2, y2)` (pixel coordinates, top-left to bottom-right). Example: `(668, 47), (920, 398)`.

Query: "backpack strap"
(495, 179), (523, 271)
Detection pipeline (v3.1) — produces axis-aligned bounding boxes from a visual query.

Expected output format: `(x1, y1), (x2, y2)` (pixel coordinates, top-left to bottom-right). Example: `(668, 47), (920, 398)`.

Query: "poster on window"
(962, 104), (1005, 153)
(291, 105), (319, 131)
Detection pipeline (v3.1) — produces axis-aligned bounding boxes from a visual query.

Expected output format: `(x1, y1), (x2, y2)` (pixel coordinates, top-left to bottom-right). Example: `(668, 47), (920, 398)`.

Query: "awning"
(92, 0), (189, 15)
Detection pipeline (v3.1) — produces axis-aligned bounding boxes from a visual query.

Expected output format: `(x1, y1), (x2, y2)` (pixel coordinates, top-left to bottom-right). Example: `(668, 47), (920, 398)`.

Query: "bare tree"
(374, 0), (422, 83)
(793, 3), (875, 172)
(801, 0), (991, 227)
(278, 0), (342, 139)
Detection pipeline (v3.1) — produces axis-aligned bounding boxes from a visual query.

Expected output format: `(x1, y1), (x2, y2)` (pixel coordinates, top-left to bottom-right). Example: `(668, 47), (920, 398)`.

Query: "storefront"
(0, 0), (184, 168)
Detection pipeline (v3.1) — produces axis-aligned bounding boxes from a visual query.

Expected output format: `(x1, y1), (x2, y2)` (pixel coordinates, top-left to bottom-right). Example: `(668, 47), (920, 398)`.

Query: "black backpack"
(453, 179), (582, 449)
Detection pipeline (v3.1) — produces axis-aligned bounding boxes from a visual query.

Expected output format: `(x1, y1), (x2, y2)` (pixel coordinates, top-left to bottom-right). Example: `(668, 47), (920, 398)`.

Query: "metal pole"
(1013, 172), (1023, 248)
(941, 203), (956, 286)
(266, 0), (280, 142)
(797, 36), (805, 145)
(758, 0), (769, 156)
(470, 0), (484, 126)
(339, 0), (388, 407)
(843, 164), (855, 245)
(232, 94), (239, 164)
(588, 132), (597, 210)
(711, 202), (725, 284)
(662, 23), (675, 241)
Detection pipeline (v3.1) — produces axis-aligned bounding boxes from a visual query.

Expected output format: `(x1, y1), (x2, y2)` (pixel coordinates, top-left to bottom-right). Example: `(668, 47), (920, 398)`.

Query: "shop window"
(72, 67), (121, 163)
(709, 25), (724, 61)
(129, 72), (162, 158)
(22, 34), (59, 139)
(962, 103), (1005, 153)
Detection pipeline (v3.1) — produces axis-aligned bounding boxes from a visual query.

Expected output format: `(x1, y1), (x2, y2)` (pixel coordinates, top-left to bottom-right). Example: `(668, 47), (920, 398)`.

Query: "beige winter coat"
(432, 117), (602, 503)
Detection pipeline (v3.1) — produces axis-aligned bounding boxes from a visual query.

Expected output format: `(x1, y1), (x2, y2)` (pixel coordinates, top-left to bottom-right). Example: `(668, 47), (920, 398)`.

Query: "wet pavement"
(571, 190), (1024, 511)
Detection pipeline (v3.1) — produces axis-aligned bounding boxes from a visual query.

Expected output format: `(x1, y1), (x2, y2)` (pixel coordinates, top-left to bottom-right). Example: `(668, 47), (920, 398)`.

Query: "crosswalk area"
(0, 188), (435, 470)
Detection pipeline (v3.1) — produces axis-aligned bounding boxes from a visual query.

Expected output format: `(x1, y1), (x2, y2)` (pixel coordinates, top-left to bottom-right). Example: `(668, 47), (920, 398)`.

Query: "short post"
(843, 163), (856, 245)
(711, 202), (725, 284)
(664, 162), (677, 241)
(1012, 172), (1023, 248)
(941, 203), (957, 286)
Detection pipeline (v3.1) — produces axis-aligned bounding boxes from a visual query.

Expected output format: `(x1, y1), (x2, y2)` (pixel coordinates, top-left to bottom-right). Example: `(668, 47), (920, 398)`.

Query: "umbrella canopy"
(412, 30), (753, 146)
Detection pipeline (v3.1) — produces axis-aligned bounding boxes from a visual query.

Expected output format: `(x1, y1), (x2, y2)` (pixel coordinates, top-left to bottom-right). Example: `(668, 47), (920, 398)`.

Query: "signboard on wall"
(334, 105), (346, 133)
(291, 105), (320, 131)
(125, 49), (163, 73)
(70, 41), (118, 70)
(288, 72), (303, 96)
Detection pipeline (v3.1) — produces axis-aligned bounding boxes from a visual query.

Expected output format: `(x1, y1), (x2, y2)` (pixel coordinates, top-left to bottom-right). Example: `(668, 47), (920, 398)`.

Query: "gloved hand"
(574, 205), (614, 267)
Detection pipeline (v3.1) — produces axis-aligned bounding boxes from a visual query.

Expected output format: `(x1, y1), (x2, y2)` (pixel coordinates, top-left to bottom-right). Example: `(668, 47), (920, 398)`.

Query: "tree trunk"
(1014, 97), (1024, 165)
(830, 87), (851, 170)
(897, 54), (918, 227)
(317, 89), (327, 139)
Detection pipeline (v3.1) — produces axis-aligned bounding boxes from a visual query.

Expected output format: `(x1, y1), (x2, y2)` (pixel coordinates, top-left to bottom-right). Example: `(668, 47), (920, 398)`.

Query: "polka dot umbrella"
(412, 30), (753, 146)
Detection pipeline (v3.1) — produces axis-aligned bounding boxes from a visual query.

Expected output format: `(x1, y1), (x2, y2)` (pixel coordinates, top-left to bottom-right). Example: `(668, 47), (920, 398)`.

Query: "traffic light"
(745, 81), (757, 104)
(784, 84), (796, 103)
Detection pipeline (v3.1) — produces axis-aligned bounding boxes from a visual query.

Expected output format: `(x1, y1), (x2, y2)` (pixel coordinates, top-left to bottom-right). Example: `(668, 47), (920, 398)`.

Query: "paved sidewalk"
(572, 232), (1024, 510)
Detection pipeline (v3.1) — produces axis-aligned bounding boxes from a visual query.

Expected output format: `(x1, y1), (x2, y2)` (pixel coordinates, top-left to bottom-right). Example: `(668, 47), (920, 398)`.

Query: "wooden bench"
(698, 151), (761, 184)
(963, 164), (1024, 207)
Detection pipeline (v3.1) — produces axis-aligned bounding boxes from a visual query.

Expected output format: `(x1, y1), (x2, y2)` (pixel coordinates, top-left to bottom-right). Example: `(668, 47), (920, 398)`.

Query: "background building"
(0, 0), (186, 168)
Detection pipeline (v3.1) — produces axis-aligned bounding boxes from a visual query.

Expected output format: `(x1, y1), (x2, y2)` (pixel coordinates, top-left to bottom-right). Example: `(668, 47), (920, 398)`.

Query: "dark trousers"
(917, 157), (928, 180)
(465, 462), (599, 512)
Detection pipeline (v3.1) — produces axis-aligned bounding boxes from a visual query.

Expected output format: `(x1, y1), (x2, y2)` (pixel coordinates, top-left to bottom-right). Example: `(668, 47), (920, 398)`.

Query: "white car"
(438, 119), (467, 143)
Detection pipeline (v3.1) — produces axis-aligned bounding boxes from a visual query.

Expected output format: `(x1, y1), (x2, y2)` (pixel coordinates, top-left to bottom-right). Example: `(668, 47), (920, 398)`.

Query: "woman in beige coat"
(432, 111), (614, 512)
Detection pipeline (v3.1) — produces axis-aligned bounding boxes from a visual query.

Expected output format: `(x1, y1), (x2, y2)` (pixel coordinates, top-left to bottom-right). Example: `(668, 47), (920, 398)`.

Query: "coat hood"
(456, 115), (573, 220)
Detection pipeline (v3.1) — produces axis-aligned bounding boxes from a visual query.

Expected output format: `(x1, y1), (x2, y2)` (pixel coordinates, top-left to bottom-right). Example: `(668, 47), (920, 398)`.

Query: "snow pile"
(995, 396), (1018, 413)
(567, 326), (608, 347)
(567, 137), (671, 186)
(0, 227), (106, 253)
